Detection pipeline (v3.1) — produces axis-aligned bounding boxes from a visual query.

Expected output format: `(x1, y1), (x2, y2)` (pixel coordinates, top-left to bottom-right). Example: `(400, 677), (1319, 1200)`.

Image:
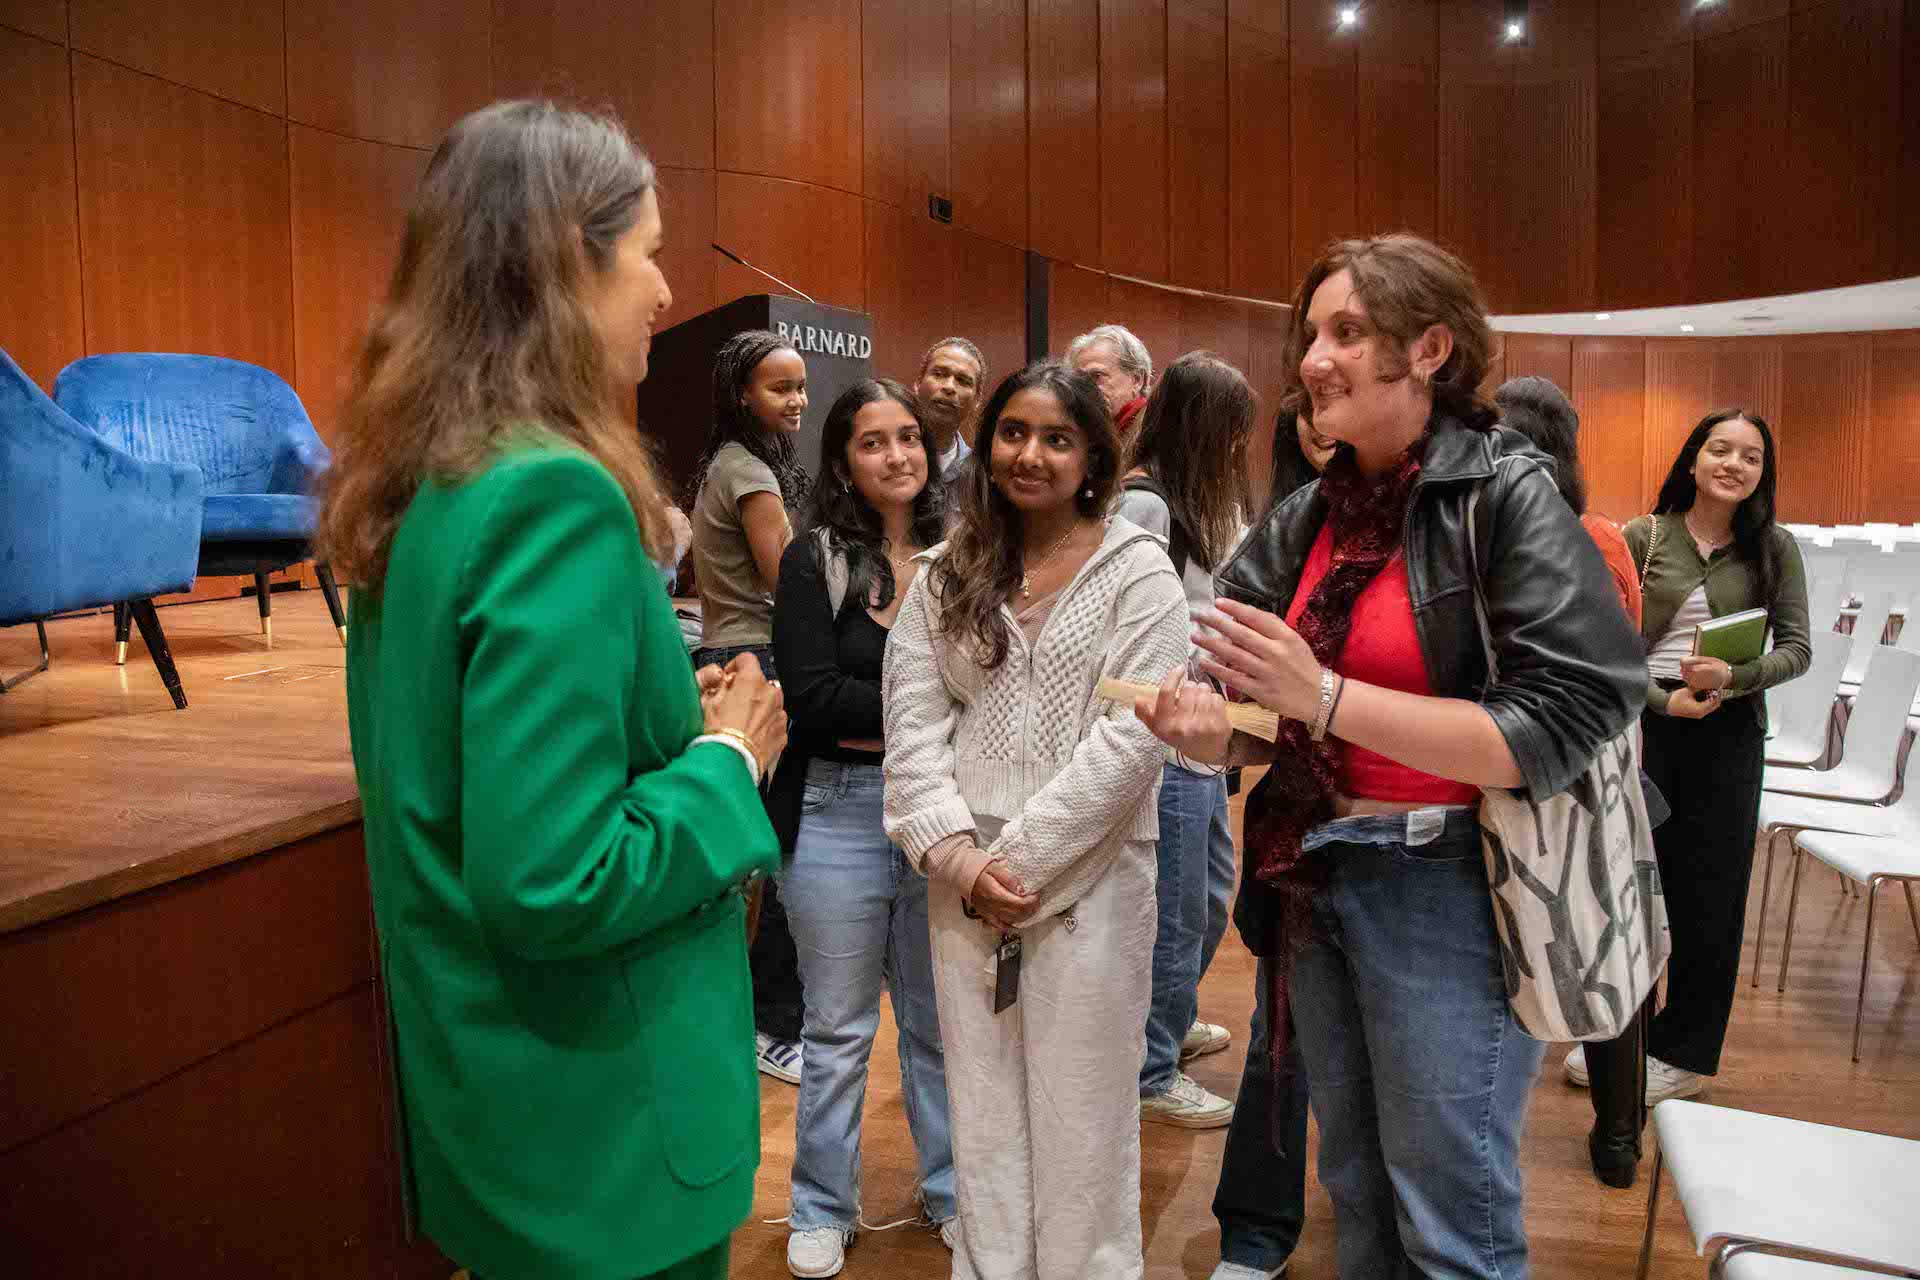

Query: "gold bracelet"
(706, 726), (763, 771)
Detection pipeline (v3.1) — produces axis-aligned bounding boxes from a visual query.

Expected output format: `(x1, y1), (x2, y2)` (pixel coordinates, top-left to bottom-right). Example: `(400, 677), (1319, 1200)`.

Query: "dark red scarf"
(1243, 437), (1427, 1089)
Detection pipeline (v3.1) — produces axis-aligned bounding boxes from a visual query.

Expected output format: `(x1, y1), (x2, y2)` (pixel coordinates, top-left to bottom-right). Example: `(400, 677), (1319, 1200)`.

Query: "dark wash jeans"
(691, 643), (803, 1041)
(1211, 953), (1309, 1273)
(1290, 806), (1546, 1280)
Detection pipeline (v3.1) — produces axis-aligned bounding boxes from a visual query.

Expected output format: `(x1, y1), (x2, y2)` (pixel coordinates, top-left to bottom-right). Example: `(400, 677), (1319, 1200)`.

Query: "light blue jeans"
(1143, 764), (1233, 1094)
(1290, 806), (1546, 1280)
(783, 760), (955, 1230)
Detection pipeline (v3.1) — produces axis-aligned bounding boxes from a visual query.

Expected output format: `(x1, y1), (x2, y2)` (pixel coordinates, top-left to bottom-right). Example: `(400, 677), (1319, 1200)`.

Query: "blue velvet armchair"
(53, 354), (347, 652)
(0, 347), (201, 707)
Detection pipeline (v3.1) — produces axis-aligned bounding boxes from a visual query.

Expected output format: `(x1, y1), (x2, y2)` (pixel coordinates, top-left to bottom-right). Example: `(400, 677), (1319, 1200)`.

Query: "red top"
(1582, 512), (1643, 628)
(1286, 524), (1482, 805)
(1115, 396), (1148, 435)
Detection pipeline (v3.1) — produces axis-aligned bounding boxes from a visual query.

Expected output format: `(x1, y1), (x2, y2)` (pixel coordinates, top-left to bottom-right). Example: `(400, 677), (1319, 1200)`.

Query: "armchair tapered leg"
(253, 571), (273, 646)
(113, 602), (131, 665)
(127, 598), (187, 709)
(1904, 880), (1919, 946)
(0, 621), (51, 692)
(314, 561), (347, 646)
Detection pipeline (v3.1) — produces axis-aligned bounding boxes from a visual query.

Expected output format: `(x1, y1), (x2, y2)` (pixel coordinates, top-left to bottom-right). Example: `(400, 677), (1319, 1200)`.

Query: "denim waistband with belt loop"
(1300, 804), (1481, 855)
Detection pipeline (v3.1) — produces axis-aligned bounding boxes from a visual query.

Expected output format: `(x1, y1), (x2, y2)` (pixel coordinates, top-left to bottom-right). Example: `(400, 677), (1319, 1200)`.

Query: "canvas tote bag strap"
(1463, 454), (1542, 690)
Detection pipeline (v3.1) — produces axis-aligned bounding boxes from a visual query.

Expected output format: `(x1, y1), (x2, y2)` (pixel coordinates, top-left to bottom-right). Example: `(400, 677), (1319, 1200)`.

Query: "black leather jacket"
(1217, 413), (1648, 807)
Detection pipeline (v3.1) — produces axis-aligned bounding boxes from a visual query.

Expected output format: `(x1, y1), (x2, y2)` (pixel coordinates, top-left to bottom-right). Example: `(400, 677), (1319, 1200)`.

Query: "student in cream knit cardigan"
(882, 362), (1191, 1280)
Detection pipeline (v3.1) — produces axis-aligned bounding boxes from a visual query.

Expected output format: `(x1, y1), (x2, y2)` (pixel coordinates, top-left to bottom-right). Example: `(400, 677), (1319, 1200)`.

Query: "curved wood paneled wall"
(1490, 328), (1920, 527)
(1, 0), (1915, 482)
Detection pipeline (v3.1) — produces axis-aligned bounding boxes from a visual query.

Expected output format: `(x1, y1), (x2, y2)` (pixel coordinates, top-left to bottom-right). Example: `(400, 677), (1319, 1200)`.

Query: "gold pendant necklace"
(1684, 512), (1730, 554)
(1020, 522), (1081, 599)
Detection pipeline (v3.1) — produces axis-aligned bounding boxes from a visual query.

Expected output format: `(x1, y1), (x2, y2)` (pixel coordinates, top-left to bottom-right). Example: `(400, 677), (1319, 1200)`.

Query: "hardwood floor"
(4, 596), (1910, 1277)
(735, 789), (1919, 1279)
(0, 591), (355, 931)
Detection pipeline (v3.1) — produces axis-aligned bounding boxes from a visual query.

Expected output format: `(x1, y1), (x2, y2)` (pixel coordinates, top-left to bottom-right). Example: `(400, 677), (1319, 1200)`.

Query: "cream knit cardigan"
(883, 518), (1192, 925)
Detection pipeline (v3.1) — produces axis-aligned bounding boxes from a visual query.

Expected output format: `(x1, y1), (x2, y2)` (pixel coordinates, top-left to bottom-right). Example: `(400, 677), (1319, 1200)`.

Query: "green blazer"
(346, 441), (779, 1280)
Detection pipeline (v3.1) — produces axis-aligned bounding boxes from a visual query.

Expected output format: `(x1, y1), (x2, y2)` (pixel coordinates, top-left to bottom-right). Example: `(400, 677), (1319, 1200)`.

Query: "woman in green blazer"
(318, 101), (786, 1280)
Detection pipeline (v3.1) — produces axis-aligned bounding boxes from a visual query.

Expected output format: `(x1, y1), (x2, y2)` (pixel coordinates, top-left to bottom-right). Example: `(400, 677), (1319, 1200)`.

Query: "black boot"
(1583, 1004), (1649, 1189)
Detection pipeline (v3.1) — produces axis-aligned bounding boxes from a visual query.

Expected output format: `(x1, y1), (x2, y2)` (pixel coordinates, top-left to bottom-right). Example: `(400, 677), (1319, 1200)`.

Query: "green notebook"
(1693, 607), (1769, 664)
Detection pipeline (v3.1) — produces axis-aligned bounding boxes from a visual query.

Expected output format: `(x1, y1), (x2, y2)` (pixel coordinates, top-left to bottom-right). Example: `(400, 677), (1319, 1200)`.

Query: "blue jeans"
(783, 761), (955, 1230)
(1290, 807), (1546, 1280)
(1142, 765), (1232, 1094)
(1201, 776), (1236, 978)
(1211, 955), (1309, 1271)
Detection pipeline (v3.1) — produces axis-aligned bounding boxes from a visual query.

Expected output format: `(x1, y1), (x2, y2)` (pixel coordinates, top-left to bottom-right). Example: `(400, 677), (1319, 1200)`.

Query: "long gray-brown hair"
(319, 100), (673, 589)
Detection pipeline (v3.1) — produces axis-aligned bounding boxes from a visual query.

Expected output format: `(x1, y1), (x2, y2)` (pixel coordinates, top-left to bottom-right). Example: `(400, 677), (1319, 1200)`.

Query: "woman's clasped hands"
(695, 651), (788, 773)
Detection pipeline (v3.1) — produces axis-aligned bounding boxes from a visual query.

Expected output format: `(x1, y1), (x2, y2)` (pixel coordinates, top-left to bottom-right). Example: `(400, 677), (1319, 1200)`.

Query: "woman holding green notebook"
(1593, 409), (1808, 1107)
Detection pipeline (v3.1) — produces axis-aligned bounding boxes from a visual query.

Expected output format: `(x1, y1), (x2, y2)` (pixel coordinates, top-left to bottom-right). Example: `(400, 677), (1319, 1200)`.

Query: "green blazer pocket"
(629, 896), (758, 1188)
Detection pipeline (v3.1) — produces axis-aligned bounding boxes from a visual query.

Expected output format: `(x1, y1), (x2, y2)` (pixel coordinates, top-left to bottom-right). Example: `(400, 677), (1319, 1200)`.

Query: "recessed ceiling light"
(1594, 313), (1611, 320)
(1680, 323), (1696, 333)
(1336, 6), (1358, 28)
(1505, 18), (1525, 40)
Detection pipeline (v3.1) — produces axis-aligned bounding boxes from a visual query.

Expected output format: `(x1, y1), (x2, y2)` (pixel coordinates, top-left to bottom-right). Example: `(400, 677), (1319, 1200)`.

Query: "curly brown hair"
(317, 100), (674, 589)
(1285, 233), (1496, 429)
(928, 361), (1120, 670)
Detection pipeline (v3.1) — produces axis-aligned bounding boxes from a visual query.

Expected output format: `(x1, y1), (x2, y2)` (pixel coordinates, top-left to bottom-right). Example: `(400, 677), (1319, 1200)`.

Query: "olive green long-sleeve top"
(345, 439), (779, 1280)
(1623, 513), (1810, 723)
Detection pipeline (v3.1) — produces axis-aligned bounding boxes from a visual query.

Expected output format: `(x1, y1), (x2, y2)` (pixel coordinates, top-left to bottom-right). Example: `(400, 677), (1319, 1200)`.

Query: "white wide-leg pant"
(929, 839), (1156, 1280)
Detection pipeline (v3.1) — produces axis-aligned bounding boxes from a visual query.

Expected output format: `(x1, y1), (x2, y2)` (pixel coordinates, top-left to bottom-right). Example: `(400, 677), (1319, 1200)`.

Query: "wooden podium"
(636, 294), (874, 498)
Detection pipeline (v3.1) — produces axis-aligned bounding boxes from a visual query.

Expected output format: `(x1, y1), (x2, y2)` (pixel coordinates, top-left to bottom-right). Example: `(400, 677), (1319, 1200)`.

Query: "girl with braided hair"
(691, 327), (813, 1084)
(691, 328), (811, 675)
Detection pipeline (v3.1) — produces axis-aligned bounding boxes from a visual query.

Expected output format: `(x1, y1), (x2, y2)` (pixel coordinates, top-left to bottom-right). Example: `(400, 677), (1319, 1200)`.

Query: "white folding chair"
(1762, 646), (1920, 803)
(1752, 733), (1920, 987)
(1804, 574), (1848, 637)
(1767, 630), (1851, 766)
(1777, 828), (1920, 1059)
(1800, 546), (1851, 596)
(1725, 1256), (1907, 1278)
(1634, 1100), (1920, 1280)
(1839, 593), (1896, 681)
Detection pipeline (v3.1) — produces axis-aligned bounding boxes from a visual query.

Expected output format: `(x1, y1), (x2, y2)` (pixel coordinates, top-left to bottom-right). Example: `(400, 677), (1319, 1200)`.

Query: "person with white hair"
(1067, 324), (1153, 434)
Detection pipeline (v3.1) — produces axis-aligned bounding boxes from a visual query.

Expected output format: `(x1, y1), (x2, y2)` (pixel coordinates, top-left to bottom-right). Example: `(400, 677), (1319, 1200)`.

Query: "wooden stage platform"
(2, 589), (1913, 1278)
(0, 590), (445, 1278)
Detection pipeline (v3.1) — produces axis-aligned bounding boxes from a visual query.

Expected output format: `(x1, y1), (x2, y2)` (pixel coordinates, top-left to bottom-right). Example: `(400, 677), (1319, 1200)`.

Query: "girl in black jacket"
(770, 380), (956, 1277)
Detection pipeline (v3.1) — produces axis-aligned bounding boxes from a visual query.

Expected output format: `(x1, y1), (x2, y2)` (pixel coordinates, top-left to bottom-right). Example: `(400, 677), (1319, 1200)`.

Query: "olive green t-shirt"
(693, 442), (786, 648)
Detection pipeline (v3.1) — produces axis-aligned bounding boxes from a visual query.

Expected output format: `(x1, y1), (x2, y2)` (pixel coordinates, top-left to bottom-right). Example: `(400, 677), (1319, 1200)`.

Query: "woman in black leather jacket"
(1137, 234), (1645, 1280)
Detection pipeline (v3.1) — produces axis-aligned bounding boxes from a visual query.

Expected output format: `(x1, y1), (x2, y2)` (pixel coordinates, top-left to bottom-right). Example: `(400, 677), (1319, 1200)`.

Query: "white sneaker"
(787, 1226), (852, 1277)
(1141, 1071), (1235, 1129)
(939, 1218), (960, 1251)
(757, 1031), (802, 1085)
(1645, 1055), (1707, 1105)
(1210, 1263), (1286, 1280)
(1563, 1044), (1590, 1087)
(1181, 1020), (1233, 1061)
